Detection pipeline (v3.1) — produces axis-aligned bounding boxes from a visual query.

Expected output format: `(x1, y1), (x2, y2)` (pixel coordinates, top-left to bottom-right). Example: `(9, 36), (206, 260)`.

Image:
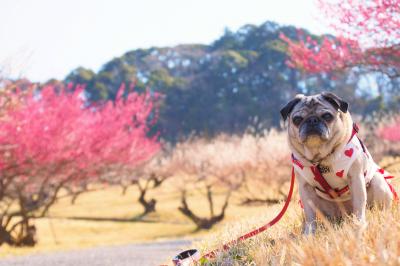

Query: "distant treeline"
(61, 21), (400, 141)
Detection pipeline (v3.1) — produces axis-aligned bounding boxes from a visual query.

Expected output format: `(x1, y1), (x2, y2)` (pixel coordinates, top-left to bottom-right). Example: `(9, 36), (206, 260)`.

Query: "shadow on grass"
(45, 214), (189, 225)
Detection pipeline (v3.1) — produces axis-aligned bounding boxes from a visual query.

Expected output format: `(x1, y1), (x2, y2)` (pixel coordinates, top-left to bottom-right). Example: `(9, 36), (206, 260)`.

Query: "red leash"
(172, 123), (397, 265)
(172, 159), (397, 264)
(201, 167), (296, 259)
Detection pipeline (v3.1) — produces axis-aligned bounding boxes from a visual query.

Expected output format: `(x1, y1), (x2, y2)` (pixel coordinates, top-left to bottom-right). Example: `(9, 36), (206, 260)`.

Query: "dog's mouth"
(299, 123), (329, 146)
(303, 135), (326, 147)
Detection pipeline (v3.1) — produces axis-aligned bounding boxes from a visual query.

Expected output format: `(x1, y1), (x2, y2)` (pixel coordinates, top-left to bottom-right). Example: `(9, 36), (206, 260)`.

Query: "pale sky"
(0, 0), (330, 82)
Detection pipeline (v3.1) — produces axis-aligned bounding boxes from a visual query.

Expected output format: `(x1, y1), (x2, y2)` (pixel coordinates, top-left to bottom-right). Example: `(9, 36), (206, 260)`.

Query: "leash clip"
(172, 249), (200, 266)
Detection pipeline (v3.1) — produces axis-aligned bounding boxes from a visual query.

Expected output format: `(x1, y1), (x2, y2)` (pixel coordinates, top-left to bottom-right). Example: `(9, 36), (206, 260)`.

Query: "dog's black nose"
(306, 116), (320, 126)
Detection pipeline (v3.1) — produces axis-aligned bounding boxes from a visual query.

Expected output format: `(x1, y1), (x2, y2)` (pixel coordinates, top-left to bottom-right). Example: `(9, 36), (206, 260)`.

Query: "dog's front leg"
(298, 177), (318, 235)
(348, 162), (367, 224)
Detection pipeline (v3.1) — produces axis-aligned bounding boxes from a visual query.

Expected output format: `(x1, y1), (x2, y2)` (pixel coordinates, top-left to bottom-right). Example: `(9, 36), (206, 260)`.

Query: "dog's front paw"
(303, 221), (317, 235)
(353, 218), (368, 234)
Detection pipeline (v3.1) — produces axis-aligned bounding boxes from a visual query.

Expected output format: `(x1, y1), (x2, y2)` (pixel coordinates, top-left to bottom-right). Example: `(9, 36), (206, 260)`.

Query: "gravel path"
(0, 239), (193, 266)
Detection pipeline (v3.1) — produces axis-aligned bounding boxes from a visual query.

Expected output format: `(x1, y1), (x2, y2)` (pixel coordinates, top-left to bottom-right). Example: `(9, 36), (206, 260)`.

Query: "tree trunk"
(16, 222), (37, 247)
(178, 190), (230, 231)
(138, 189), (156, 215)
(0, 219), (37, 247)
(0, 226), (14, 246)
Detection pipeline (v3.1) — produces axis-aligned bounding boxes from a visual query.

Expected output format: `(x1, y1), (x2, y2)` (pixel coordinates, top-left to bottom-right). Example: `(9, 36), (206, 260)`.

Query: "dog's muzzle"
(300, 116), (328, 141)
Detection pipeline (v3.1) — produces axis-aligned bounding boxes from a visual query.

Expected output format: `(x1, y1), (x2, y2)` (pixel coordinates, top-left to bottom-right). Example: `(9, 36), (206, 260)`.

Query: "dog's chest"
(317, 164), (331, 174)
(316, 158), (348, 181)
(298, 156), (351, 191)
(316, 162), (347, 183)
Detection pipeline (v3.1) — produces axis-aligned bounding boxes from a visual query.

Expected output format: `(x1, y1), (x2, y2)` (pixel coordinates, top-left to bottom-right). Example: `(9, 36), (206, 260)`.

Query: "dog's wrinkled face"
(281, 92), (349, 149)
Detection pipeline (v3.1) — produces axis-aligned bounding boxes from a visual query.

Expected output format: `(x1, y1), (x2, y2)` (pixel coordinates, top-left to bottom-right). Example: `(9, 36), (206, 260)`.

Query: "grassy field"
(0, 178), (275, 258)
(2, 157), (400, 265)
(199, 202), (400, 265)
(197, 157), (400, 265)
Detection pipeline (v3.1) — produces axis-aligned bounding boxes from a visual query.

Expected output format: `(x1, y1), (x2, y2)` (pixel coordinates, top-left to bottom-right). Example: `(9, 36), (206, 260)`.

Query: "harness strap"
(348, 123), (359, 143)
(384, 175), (399, 201)
(309, 123), (359, 199)
(354, 123), (397, 200)
(309, 123), (394, 201)
(349, 123), (368, 153)
(295, 123), (397, 205)
(357, 136), (367, 154)
(310, 166), (337, 199)
(316, 185), (349, 197)
(311, 168), (399, 201)
(292, 154), (304, 169)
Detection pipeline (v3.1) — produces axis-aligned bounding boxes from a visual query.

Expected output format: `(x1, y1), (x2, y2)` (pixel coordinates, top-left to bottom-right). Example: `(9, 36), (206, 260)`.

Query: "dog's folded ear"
(280, 94), (304, 121)
(321, 92), (349, 113)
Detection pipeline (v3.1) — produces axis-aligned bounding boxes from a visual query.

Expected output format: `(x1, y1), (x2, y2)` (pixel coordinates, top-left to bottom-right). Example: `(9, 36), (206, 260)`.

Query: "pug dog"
(280, 92), (396, 234)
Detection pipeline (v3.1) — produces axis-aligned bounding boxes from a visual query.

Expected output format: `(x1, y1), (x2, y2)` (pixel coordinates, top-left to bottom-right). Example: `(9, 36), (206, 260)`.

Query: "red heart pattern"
(344, 148), (354, 157)
(336, 170), (344, 178)
(378, 168), (385, 174)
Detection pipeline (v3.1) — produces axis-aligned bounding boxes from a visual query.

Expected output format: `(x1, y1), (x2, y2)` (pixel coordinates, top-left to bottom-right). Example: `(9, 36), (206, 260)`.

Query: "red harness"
(175, 124), (397, 264)
(300, 123), (398, 202)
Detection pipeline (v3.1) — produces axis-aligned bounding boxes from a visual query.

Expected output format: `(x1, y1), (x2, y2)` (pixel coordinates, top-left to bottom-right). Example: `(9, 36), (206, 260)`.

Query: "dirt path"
(0, 239), (193, 266)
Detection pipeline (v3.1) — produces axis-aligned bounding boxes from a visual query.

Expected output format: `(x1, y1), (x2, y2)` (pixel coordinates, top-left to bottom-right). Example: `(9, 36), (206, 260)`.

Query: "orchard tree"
(281, 0), (400, 106)
(281, 0), (400, 77)
(169, 135), (255, 230)
(130, 152), (174, 215)
(379, 116), (400, 142)
(168, 132), (293, 230)
(238, 131), (292, 205)
(281, 0), (400, 151)
(99, 148), (174, 216)
(377, 115), (400, 168)
(0, 84), (159, 246)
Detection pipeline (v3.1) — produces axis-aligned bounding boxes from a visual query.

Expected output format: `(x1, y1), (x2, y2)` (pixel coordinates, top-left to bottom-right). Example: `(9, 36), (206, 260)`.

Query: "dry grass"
(0, 178), (273, 258)
(0, 131), (292, 258)
(197, 158), (400, 265)
(2, 130), (400, 266)
(200, 207), (400, 265)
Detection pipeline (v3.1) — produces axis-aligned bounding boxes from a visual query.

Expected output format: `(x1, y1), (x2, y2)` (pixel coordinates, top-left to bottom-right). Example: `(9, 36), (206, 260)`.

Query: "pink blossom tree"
(281, 0), (400, 144)
(281, 0), (400, 78)
(378, 117), (400, 142)
(0, 84), (160, 246)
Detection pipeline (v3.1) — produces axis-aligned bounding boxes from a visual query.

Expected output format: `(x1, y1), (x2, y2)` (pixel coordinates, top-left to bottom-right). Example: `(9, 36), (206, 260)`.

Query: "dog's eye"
(322, 113), (334, 122)
(292, 116), (303, 126)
